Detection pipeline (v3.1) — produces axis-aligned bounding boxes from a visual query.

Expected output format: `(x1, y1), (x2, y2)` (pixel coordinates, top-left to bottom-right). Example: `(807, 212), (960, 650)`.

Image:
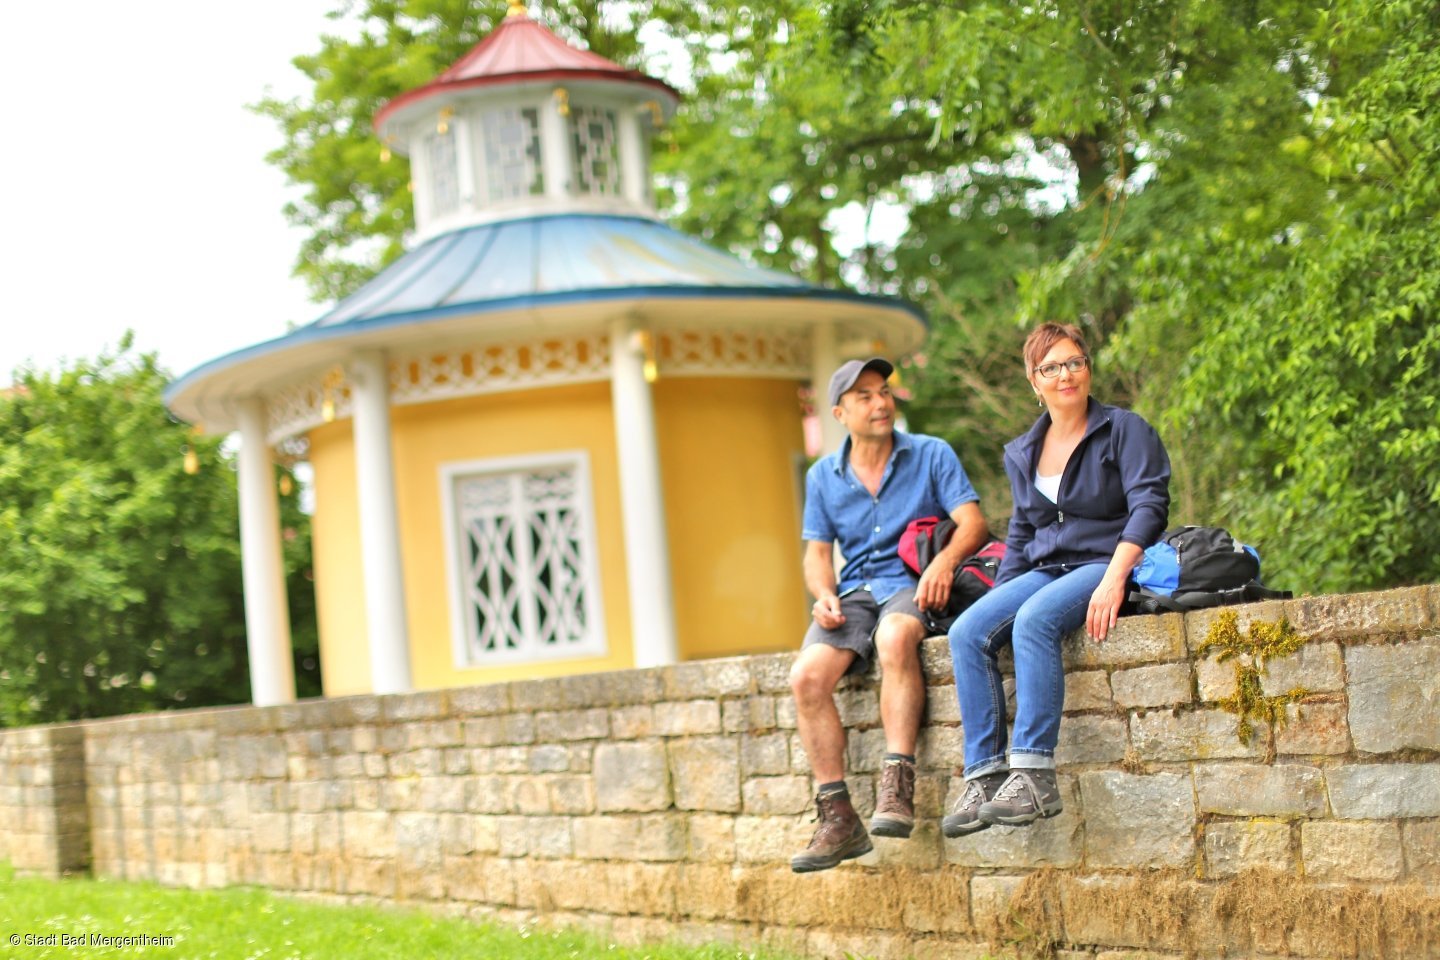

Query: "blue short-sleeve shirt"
(802, 431), (979, 603)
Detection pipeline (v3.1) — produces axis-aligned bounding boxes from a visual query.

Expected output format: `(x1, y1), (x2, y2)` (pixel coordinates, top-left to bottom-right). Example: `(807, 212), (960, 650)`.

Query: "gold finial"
(553, 87), (570, 117)
(437, 106), (455, 135)
(507, 0), (528, 17)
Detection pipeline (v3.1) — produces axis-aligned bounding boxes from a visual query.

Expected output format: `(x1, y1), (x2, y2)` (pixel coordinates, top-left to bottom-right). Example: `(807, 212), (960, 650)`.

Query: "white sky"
(0, 3), (908, 385)
(1, 2), (339, 381)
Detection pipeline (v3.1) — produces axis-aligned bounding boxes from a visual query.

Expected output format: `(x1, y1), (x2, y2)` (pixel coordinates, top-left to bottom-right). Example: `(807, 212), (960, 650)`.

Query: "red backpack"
(898, 517), (1006, 631)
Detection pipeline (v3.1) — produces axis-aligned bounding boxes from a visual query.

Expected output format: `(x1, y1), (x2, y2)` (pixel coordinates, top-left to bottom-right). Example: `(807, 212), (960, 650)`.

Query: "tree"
(262, 0), (1440, 594)
(0, 341), (319, 726)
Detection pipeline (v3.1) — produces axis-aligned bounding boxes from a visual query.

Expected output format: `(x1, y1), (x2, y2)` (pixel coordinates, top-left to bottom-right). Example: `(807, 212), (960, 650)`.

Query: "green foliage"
(0, 344), (319, 726)
(264, 0), (1440, 595)
(0, 863), (803, 959)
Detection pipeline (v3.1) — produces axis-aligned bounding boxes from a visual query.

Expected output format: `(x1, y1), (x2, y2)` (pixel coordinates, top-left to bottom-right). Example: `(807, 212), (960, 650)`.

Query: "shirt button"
(874, 526), (881, 533)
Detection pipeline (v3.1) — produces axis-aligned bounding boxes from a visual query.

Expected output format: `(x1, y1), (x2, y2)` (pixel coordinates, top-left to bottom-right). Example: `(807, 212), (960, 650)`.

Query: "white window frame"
(439, 450), (607, 668)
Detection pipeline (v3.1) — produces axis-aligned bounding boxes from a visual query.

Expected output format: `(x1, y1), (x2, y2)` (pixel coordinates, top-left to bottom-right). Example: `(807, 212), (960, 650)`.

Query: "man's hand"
(914, 555), (958, 612)
(811, 593), (846, 629)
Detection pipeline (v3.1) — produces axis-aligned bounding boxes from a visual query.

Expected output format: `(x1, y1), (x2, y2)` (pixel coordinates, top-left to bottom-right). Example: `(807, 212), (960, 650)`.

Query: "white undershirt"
(1035, 470), (1062, 504)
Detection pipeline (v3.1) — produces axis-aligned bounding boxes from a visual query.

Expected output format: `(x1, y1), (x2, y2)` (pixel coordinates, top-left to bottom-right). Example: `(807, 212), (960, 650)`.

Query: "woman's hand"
(1086, 574), (1129, 642)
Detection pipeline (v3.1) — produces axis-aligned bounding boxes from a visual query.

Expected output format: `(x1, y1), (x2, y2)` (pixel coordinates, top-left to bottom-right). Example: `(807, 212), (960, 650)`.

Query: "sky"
(1, 3), (911, 386)
(1, 2), (340, 381)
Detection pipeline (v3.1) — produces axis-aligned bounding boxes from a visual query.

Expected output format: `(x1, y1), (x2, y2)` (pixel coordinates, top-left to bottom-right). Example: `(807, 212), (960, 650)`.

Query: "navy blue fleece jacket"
(996, 398), (1171, 584)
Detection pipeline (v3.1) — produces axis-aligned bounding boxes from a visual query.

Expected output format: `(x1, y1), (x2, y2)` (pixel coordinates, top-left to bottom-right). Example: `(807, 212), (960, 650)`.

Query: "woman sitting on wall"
(942, 321), (1171, 836)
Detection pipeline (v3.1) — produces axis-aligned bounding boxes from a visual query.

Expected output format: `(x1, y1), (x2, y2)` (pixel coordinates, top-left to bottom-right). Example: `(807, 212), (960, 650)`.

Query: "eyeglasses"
(1034, 356), (1090, 380)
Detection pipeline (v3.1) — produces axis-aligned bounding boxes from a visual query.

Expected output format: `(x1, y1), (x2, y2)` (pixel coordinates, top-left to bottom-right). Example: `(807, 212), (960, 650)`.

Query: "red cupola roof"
(374, 6), (679, 132)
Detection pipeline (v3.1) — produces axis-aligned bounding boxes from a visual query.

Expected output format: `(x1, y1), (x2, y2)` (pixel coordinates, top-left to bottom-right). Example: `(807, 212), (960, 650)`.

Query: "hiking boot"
(941, 771), (1008, 838)
(870, 758), (916, 838)
(790, 790), (873, 873)
(978, 769), (1063, 826)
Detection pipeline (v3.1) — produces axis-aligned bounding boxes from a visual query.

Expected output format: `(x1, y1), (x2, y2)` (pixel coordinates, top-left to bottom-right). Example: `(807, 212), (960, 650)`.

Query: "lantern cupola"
(374, 2), (680, 240)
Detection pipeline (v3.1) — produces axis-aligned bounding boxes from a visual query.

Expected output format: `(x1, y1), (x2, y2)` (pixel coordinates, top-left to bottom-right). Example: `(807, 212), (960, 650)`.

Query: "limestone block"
(774, 697), (798, 730)
(593, 741), (670, 812)
(1059, 874), (1216, 953)
(741, 776), (813, 816)
(1131, 708), (1264, 762)
(1063, 613), (1185, 668)
(670, 737), (740, 812)
(380, 777), (420, 811)
(610, 705), (655, 739)
(1327, 763), (1440, 819)
(1274, 701), (1351, 756)
(1064, 670), (1113, 712)
(388, 748), (442, 777)
(394, 812), (441, 867)
(970, 874), (1027, 942)
(1302, 821), (1404, 881)
(734, 815), (803, 864)
(835, 688), (880, 727)
(925, 685), (961, 723)
(847, 727), (888, 774)
(1402, 821), (1440, 882)
(463, 776), (509, 815)
(740, 732), (789, 777)
(687, 814), (736, 863)
(919, 636), (954, 681)
(463, 715), (535, 747)
(1193, 763), (1326, 818)
(1259, 642), (1344, 696)
(572, 814), (686, 861)
(866, 821), (944, 871)
(1203, 821), (1292, 877)
(546, 776), (594, 815)
(1285, 584), (1439, 641)
(508, 678), (565, 713)
(727, 695), (778, 734)
(342, 856), (396, 897)
(749, 653), (796, 694)
(1346, 642), (1440, 752)
(508, 777), (551, 815)
(553, 672), (615, 709)
(1111, 663), (1192, 708)
(917, 725), (965, 770)
(1055, 714), (1129, 766)
(534, 708), (609, 742)
(943, 775), (1082, 868)
(382, 690), (449, 723)
(662, 658), (753, 699)
(1080, 771), (1196, 868)
(444, 746), (471, 775)
(653, 700), (722, 736)
(250, 812), (290, 853)
(448, 684), (511, 717)
(1184, 600), (1289, 655)
(341, 811), (396, 859)
(527, 744), (570, 773)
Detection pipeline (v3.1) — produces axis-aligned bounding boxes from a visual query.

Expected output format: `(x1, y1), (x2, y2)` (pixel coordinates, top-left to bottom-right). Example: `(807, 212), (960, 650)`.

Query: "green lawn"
(0, 864), (798, 960)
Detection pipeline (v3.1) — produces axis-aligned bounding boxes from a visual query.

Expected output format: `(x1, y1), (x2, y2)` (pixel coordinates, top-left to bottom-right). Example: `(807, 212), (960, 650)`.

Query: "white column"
(542, 91), (573, 200)
(235, 398), (296, 707)
(617, 108), (647, 207)
(609, 319), (679, 667)
(811, 323), (846, 456)
(349, 350), (413, 694)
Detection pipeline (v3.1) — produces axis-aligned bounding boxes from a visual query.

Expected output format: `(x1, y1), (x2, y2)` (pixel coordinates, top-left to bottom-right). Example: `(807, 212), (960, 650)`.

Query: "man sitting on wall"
(789, 358), (989, 873)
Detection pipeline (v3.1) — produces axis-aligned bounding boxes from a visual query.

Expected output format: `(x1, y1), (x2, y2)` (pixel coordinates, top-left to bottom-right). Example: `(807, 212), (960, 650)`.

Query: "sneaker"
(978, 769), (1063, 826)
(941, 771), (1008, 838)
(870, 759), (916, 839)
(790, 790), (873, 873)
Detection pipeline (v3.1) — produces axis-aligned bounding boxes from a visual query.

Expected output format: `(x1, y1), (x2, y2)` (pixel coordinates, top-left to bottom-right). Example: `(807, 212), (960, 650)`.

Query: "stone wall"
(0, 723), (89, 876)
(5, 585), (1440, 958)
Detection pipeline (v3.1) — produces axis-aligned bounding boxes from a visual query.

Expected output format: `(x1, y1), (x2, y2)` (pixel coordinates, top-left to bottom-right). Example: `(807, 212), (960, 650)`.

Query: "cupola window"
(569, 106), (620, 196)
(481, 106), (545, 202)
(426, 129), (461, 216)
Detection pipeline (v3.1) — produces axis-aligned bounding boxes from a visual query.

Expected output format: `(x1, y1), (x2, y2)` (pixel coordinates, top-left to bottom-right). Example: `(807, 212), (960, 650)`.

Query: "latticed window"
(442, 453), (605, 666)
(427, 129), (461, 217)
(569, 106), (620, 196)
(481, 107), (544, 202)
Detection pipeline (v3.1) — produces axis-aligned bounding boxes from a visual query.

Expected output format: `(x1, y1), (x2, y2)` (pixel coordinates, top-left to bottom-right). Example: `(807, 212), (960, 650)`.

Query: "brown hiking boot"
(870, 758), (916, 838)
(790, 790), (873, 873)
(941, 771), (1009, 838)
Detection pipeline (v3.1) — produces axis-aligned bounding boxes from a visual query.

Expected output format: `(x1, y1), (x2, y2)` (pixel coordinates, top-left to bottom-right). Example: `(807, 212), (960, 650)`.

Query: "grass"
(0, 864), (799, 960)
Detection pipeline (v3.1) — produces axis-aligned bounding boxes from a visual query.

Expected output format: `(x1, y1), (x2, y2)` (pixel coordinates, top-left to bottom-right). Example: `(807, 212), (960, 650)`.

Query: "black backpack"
(898, 517), (1006, 632)
(1128, 526), (1291, 613)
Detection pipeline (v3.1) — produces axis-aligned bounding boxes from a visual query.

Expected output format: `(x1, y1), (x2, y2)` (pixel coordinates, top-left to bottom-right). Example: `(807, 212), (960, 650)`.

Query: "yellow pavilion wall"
(306, 376), (808, 697)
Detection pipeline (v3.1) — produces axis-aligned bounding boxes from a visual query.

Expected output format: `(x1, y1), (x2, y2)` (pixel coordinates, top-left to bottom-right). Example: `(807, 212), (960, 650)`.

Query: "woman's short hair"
(1022, 322), (1090, 375)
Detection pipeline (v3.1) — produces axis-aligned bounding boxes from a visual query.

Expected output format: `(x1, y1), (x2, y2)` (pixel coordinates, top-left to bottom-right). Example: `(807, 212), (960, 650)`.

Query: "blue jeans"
(947, 564), (1106, 778)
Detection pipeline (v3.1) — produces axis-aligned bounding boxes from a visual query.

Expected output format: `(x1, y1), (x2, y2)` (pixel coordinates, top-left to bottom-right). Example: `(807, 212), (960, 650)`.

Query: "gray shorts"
(802, 587), (926, 676)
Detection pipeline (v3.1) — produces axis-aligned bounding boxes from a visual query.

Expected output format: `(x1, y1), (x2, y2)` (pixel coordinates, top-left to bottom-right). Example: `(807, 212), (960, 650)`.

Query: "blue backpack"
(1129, 526), (1291, 613)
